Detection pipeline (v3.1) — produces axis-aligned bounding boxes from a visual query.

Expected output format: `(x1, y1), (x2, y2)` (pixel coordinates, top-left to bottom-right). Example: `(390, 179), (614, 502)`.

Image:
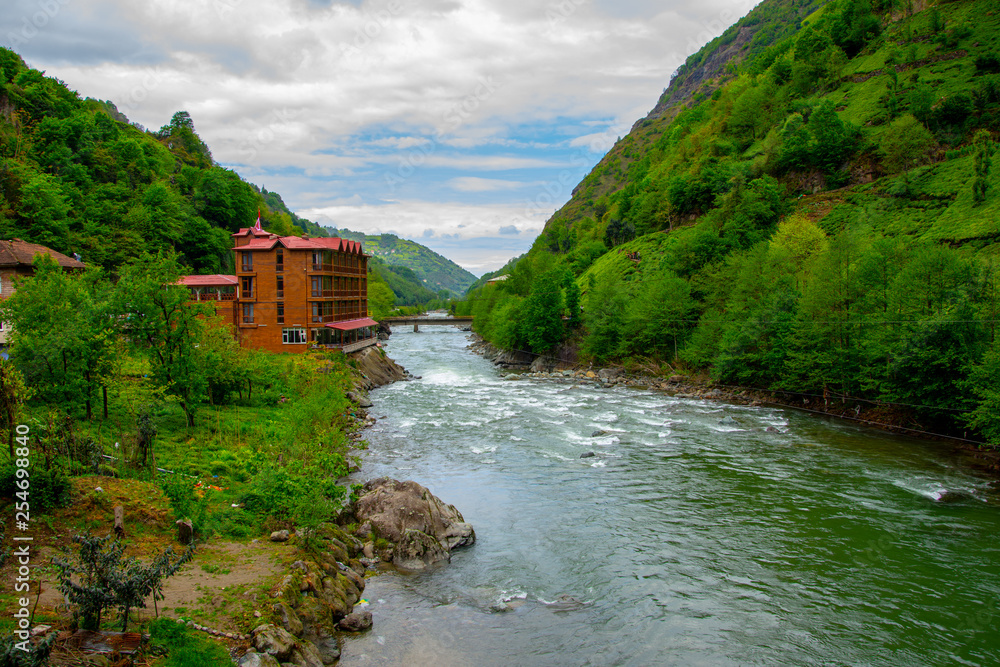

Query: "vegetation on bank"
(460, 0), (1000, 447)
(0, 251), (368, 661)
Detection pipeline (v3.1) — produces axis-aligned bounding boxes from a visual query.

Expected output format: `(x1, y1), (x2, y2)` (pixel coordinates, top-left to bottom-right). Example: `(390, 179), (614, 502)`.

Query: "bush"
(160, 474), (209, 529)
(148, 617), (231, 666)
(976, 54), (1000, 75)
(0, 463), (71, 512)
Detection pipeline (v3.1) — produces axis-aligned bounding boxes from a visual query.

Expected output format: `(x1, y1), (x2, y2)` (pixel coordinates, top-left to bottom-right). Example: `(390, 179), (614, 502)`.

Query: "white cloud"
(11, 0), (750, 270)
(448, 177), (530, 192)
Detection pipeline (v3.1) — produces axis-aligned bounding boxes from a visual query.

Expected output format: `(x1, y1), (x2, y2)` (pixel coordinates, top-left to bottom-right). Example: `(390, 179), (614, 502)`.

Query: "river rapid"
(342, 325), (1000, 666)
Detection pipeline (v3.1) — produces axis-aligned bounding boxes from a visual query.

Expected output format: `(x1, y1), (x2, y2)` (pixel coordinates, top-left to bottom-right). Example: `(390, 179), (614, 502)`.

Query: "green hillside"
(327, 228), (477, 297)
(465, 0), (1000, 445)
(0, 47), (438, 312)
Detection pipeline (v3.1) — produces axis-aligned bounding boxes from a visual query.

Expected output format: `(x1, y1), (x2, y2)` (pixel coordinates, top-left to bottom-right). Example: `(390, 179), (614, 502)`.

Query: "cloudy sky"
(3, 0), (757, 274)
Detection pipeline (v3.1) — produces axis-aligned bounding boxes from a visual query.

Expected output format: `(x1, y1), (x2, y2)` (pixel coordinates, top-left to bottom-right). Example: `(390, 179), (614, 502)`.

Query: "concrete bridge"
(383, 315), (473, 332)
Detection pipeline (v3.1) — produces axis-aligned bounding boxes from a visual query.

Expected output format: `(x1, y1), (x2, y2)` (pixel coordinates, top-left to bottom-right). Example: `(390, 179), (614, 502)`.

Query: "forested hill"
(466, 0), (1000, 447)
(0, 49), (327, 272)
(326, 228), (478, 297)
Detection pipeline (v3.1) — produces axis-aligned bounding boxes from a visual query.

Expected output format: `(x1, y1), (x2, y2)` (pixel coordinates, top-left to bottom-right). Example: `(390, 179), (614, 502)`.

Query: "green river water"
(341, 325), (1000, 666)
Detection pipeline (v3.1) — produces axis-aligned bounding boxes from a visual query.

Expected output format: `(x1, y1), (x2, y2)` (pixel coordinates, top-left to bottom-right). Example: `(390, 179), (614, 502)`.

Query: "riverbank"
(0, 345), (414, 665)
(468, 336), (1000, 475)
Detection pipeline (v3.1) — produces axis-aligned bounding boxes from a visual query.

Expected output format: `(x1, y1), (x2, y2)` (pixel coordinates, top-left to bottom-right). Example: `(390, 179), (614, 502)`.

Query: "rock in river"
(343, 477), (475, 571)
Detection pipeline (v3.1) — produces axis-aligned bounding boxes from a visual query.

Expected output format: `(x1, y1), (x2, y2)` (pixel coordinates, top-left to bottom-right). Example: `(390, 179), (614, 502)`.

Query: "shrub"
(976, 54), (1000, 75)
(53, 533), (194, 631)
(0, 463), (71, 512)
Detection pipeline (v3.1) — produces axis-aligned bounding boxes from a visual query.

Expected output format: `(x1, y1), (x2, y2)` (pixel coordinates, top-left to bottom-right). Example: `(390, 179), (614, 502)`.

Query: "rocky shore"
(235, 345), (475, 666)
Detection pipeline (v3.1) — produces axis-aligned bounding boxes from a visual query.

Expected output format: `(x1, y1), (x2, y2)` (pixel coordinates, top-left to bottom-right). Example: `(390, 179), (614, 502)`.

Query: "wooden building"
(183, 217), (377, 354)
(178, 274), (237, 328)
(0, 238), (86, 345)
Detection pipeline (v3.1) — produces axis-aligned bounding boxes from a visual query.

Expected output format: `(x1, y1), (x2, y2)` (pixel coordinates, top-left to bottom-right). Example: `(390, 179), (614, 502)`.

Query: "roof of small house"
(178, 275), (238, 287)
(0, 239), (86, 269)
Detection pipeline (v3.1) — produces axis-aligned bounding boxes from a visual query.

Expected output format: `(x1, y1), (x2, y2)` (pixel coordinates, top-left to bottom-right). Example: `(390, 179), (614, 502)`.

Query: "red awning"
(325, 317), (378, 331)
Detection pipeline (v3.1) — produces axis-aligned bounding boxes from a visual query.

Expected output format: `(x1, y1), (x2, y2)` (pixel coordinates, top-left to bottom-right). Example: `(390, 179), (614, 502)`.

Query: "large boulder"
(393, 528), (451, 570)
(239, 651), (281, 667)
(348, 478), (475, 549)
(252, 624), (297, 662)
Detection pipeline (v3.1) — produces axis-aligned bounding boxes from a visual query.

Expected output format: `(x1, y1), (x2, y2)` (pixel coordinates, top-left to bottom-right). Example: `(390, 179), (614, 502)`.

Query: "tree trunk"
(181, 402), (195, 427)
(114, 505), (126, 538)
(103, 386), (108, 420)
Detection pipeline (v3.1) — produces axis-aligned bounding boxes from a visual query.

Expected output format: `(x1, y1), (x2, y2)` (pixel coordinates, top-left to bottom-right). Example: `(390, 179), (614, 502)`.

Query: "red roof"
(233, 235), (368, 255)
(179, 275), (237, 287)
(0, 239), (85, 269)
(325, 317), (379, 331)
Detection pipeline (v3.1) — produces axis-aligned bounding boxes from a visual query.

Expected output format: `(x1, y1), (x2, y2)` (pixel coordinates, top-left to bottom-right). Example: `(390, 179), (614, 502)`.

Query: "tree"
(972, 129), (994, 205)
(523, 270), (564, 354)
(880, 114), (935, 175)
(113, 252), (210, 427)
(1, 256), (115, 420)
(53, 533), (193, 631)
(965, 337), (1000, 447)
(0, 359), (31, 457)
(621, 272), (693, 360)
(562, 270), (581, 329)
(582, 274), (629, 363)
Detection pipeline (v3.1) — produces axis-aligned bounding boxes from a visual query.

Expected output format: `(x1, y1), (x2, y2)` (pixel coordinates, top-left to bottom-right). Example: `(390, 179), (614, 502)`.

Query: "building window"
(277, 302), (284, 324)
(241, 276), (254, 298)
(242, 303), (254, 324)
(311, 276), (332, 297)
(276, 275), (284, 299)
(241, 252), (253, 272)
(282, 327), (307, 344)
(275, 248), (283, 271)
(311, 301), (333, 323)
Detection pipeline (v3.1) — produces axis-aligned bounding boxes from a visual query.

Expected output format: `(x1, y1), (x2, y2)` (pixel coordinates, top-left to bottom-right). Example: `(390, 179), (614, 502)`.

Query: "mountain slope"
(326, 228), (477, 296)
(466, 0), (1000, 444)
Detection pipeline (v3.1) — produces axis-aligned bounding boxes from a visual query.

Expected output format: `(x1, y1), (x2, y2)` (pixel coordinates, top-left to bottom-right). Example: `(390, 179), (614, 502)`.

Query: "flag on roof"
(252, 209), (264, 234)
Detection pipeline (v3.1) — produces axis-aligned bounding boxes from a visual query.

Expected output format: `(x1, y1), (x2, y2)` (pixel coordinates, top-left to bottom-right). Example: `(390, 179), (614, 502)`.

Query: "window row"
(241, 301), (368, 325)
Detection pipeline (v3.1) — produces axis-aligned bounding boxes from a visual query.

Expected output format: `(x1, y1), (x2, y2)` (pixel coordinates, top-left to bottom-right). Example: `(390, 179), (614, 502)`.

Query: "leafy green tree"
(582, 274), (629, 363)
(880, 114), (935, 175)
(53, 533), (193, 631)
(0, 359), (31, 457)
(783, 232), (861, 395)
(113, 252), (210, 427)
(829, 0), (882, 58)
(965, 338), (1000, 447)
(562, 270), (581, 329)
(1, 256), (115, 420)
(621, 272), (693, 360)
(523, 270), (565, 354)
(972, 129), (994, 205)
(194, 167), (258, 232)
(18, 171), (71, 251)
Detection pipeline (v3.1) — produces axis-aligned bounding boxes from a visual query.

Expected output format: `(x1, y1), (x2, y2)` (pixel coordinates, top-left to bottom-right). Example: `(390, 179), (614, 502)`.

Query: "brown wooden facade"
(184, 219), (374, 354)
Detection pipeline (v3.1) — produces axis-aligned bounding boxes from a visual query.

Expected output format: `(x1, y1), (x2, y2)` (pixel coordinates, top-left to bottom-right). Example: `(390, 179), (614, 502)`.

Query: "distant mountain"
(326, 229), (477, 297)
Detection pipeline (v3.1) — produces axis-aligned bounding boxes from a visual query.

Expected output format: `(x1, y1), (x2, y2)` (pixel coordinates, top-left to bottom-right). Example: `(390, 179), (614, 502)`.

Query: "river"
(342, 325), (1000, 666)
